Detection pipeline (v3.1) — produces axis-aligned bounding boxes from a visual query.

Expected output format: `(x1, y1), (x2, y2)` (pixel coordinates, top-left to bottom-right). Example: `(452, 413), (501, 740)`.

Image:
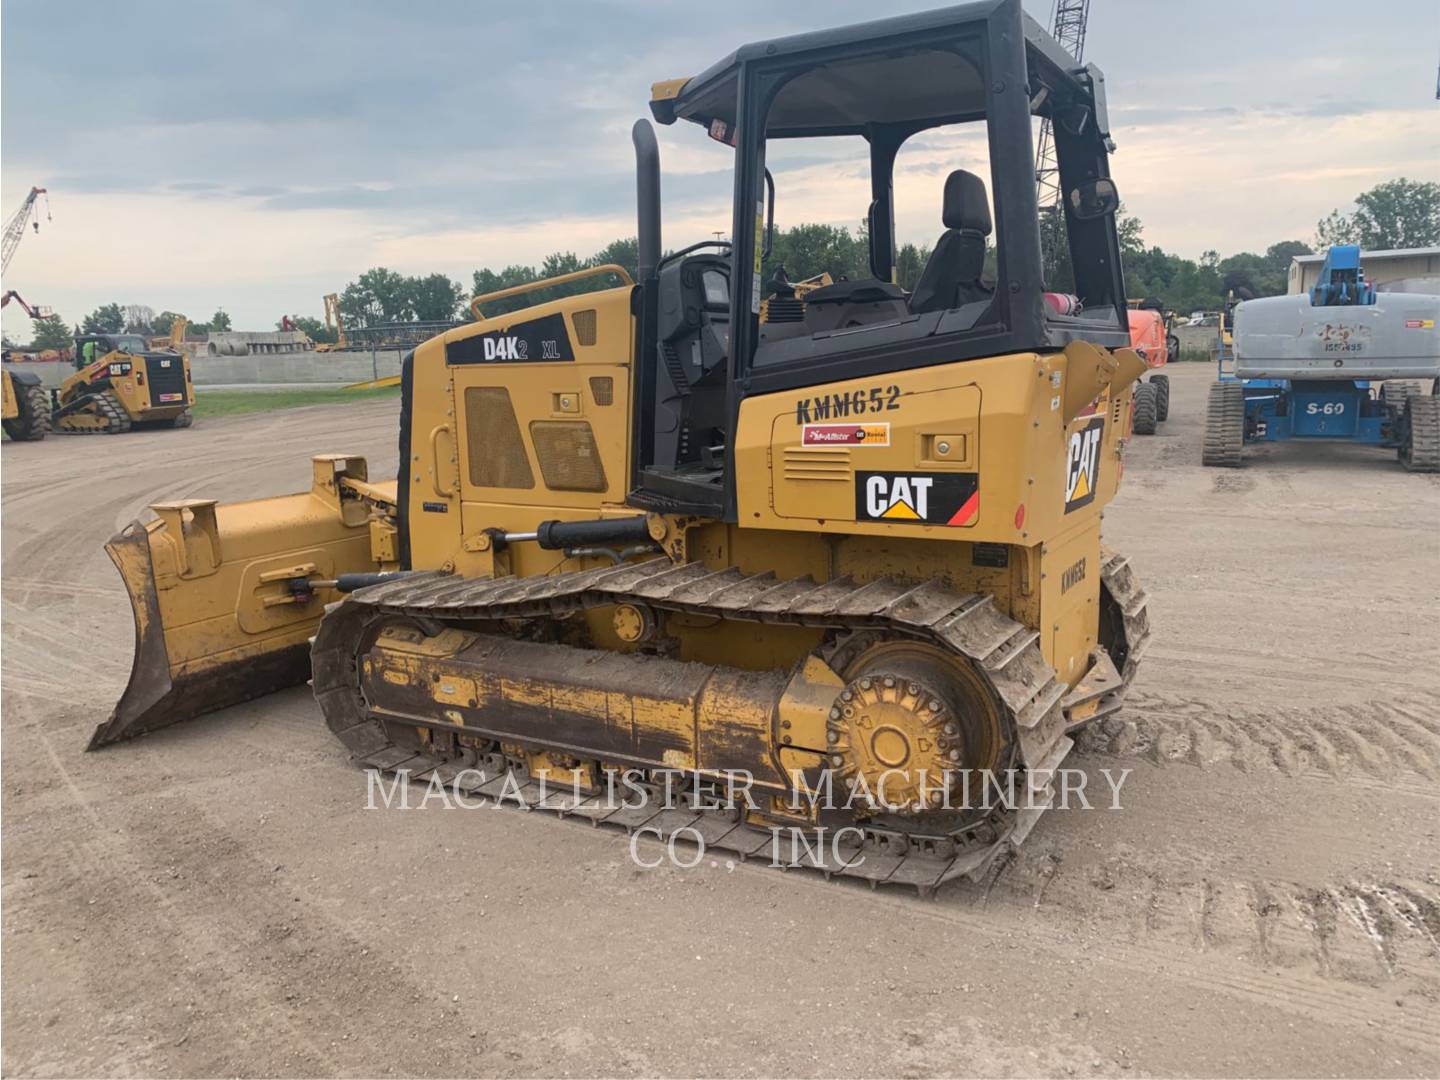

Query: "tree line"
(368, 176), (1438, 322)
(8, 178), (1433, 353)
(5, 303), (234, 353)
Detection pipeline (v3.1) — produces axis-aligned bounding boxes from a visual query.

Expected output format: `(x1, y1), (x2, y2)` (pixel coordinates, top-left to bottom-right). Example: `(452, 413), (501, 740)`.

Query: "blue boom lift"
(1202, 245), (1440, 471)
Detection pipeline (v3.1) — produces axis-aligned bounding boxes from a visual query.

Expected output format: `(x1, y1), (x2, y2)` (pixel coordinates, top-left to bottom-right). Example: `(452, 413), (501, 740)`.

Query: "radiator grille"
(143, 354), (188, 404)
(572, 308), (598, 346)
(530, 421), (607, 492)
(781, 446), (852, 483)
(588, 376), (614, 406)
(464, 387), (534, 489)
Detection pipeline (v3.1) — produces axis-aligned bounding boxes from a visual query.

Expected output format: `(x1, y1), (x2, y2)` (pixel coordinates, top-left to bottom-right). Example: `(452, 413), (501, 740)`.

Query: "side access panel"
(406, 285), (635, 577)
(734, 344), (1144, 547)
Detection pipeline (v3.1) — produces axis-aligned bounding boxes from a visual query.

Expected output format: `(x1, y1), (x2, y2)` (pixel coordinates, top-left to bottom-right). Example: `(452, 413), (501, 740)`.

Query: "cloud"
(4, 0), (1439, 333)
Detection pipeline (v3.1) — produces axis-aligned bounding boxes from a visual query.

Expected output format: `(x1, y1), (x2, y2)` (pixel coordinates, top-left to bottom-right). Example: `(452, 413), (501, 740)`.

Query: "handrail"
(469, 263), (634, 320)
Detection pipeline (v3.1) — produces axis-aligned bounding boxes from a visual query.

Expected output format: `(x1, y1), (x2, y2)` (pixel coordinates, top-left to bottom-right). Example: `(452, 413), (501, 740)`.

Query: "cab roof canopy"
(650, 0), (1091, 139)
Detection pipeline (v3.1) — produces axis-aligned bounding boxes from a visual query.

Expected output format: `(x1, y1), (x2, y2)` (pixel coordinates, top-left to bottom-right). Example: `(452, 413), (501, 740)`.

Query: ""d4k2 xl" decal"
(855, 472), (979, 526)
(1064, 416), (1104, 513)
(446, 312), (575, 365)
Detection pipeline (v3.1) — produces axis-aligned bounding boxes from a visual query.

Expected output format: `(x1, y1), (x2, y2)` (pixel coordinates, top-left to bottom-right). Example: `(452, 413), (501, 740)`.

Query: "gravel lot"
(3, 362), (1437, 1077)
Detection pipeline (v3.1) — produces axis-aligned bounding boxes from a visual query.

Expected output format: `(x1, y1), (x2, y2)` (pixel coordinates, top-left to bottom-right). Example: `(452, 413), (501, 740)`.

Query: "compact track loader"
(55, 333), (195, 434)
(96, 0), (1151, 892)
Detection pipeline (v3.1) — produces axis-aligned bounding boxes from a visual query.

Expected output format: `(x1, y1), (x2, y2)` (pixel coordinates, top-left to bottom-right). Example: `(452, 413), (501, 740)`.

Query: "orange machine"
(1126, 305), (1172, 434)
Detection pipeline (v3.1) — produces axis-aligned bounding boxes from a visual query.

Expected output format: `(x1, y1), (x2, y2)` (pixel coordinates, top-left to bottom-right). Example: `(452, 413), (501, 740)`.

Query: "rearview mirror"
(1068, 178), (1119, 222)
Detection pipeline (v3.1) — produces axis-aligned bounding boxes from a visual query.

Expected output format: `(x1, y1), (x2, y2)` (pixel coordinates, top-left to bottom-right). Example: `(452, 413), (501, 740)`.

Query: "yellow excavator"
(147, 315), (189, 354)
(313, 293), (348, 353)
(95, 0), (1150, 892)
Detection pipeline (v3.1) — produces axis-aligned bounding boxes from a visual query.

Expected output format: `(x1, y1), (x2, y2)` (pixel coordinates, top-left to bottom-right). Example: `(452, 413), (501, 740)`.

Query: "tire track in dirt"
(956, 856), (1440, 1051)
(761, 848), (1440, 1053)
(1, 714), (336, 1075)
(1077, 690), (1440, 787)
(987, 847), (1440, 991)
(2, 710), (508, 1076)
(326, 765), (1440, 1052)
(1145, 643), (1438, 692)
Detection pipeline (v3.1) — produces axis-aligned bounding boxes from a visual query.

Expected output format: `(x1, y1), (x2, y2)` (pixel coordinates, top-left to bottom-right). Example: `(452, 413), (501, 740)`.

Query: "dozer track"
(1097, 547), (1151, 706)
(313, 553), (1149, 896)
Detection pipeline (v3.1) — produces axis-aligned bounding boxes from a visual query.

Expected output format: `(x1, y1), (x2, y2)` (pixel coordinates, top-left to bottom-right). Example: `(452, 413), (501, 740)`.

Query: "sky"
(3, 0), (1438, 338)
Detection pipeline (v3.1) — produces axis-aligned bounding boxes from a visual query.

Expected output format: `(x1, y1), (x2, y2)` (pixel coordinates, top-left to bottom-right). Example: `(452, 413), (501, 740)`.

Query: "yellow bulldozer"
(2, 367), (51, 440)
(94, 0), (1150, 893)
(55, 331), (195, 434)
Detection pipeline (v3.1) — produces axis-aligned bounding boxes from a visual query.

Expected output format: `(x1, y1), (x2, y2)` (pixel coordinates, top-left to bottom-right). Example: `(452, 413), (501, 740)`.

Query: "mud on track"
(3, 366), (1438, 1077)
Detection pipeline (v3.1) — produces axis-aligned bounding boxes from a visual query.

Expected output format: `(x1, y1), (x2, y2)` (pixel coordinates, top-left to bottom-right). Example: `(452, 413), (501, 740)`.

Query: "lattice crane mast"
(1034, 1), (1090, 280)
(3, 186), (51, 273)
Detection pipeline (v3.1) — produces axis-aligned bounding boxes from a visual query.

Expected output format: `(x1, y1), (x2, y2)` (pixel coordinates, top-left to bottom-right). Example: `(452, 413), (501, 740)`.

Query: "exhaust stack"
(632, 119), (661, 281)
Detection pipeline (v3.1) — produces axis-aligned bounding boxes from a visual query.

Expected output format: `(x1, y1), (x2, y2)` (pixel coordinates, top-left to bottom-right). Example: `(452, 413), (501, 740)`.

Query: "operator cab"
(75, 333), (148, 368)
(628, 0), (1128, 517)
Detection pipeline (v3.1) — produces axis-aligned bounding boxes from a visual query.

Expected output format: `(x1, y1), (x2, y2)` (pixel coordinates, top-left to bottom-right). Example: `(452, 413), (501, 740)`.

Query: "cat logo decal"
(855, 472), (979, 526)
(1065, 417), (1104, 513)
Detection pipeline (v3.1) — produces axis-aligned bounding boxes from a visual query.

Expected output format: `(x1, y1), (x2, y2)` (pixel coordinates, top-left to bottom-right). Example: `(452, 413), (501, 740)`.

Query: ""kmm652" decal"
(795, 384), (900, 424)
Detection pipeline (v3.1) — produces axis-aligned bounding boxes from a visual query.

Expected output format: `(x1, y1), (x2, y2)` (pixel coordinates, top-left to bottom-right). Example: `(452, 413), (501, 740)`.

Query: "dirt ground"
(3, 363), (1437, 1078)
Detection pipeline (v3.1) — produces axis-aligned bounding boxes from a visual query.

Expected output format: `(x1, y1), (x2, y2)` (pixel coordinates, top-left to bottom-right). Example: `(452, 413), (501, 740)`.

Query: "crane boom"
(3, 186), (51, 273)
(1, 290), (53, 320)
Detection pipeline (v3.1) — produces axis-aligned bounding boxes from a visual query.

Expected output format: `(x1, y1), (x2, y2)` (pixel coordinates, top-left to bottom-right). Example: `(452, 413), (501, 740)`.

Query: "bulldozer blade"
(90, 455), (385, 750)
(91, 523), (312, 748)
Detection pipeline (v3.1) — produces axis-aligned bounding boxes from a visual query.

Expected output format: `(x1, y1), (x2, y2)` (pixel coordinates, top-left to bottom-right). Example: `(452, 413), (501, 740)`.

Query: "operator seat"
(909, 169), (993, 315)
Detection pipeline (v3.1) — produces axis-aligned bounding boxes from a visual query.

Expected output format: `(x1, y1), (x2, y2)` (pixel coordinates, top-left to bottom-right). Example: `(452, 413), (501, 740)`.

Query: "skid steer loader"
(54, 332), (195, 434)
(95, 0), (1151, 893)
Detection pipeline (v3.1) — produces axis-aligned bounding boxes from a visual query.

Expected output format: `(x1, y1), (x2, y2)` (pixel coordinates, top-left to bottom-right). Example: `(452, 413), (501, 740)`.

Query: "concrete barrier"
(2, 359), (71, 390)
(188, 349), (406, 386)
(5, 349), (409, 390)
